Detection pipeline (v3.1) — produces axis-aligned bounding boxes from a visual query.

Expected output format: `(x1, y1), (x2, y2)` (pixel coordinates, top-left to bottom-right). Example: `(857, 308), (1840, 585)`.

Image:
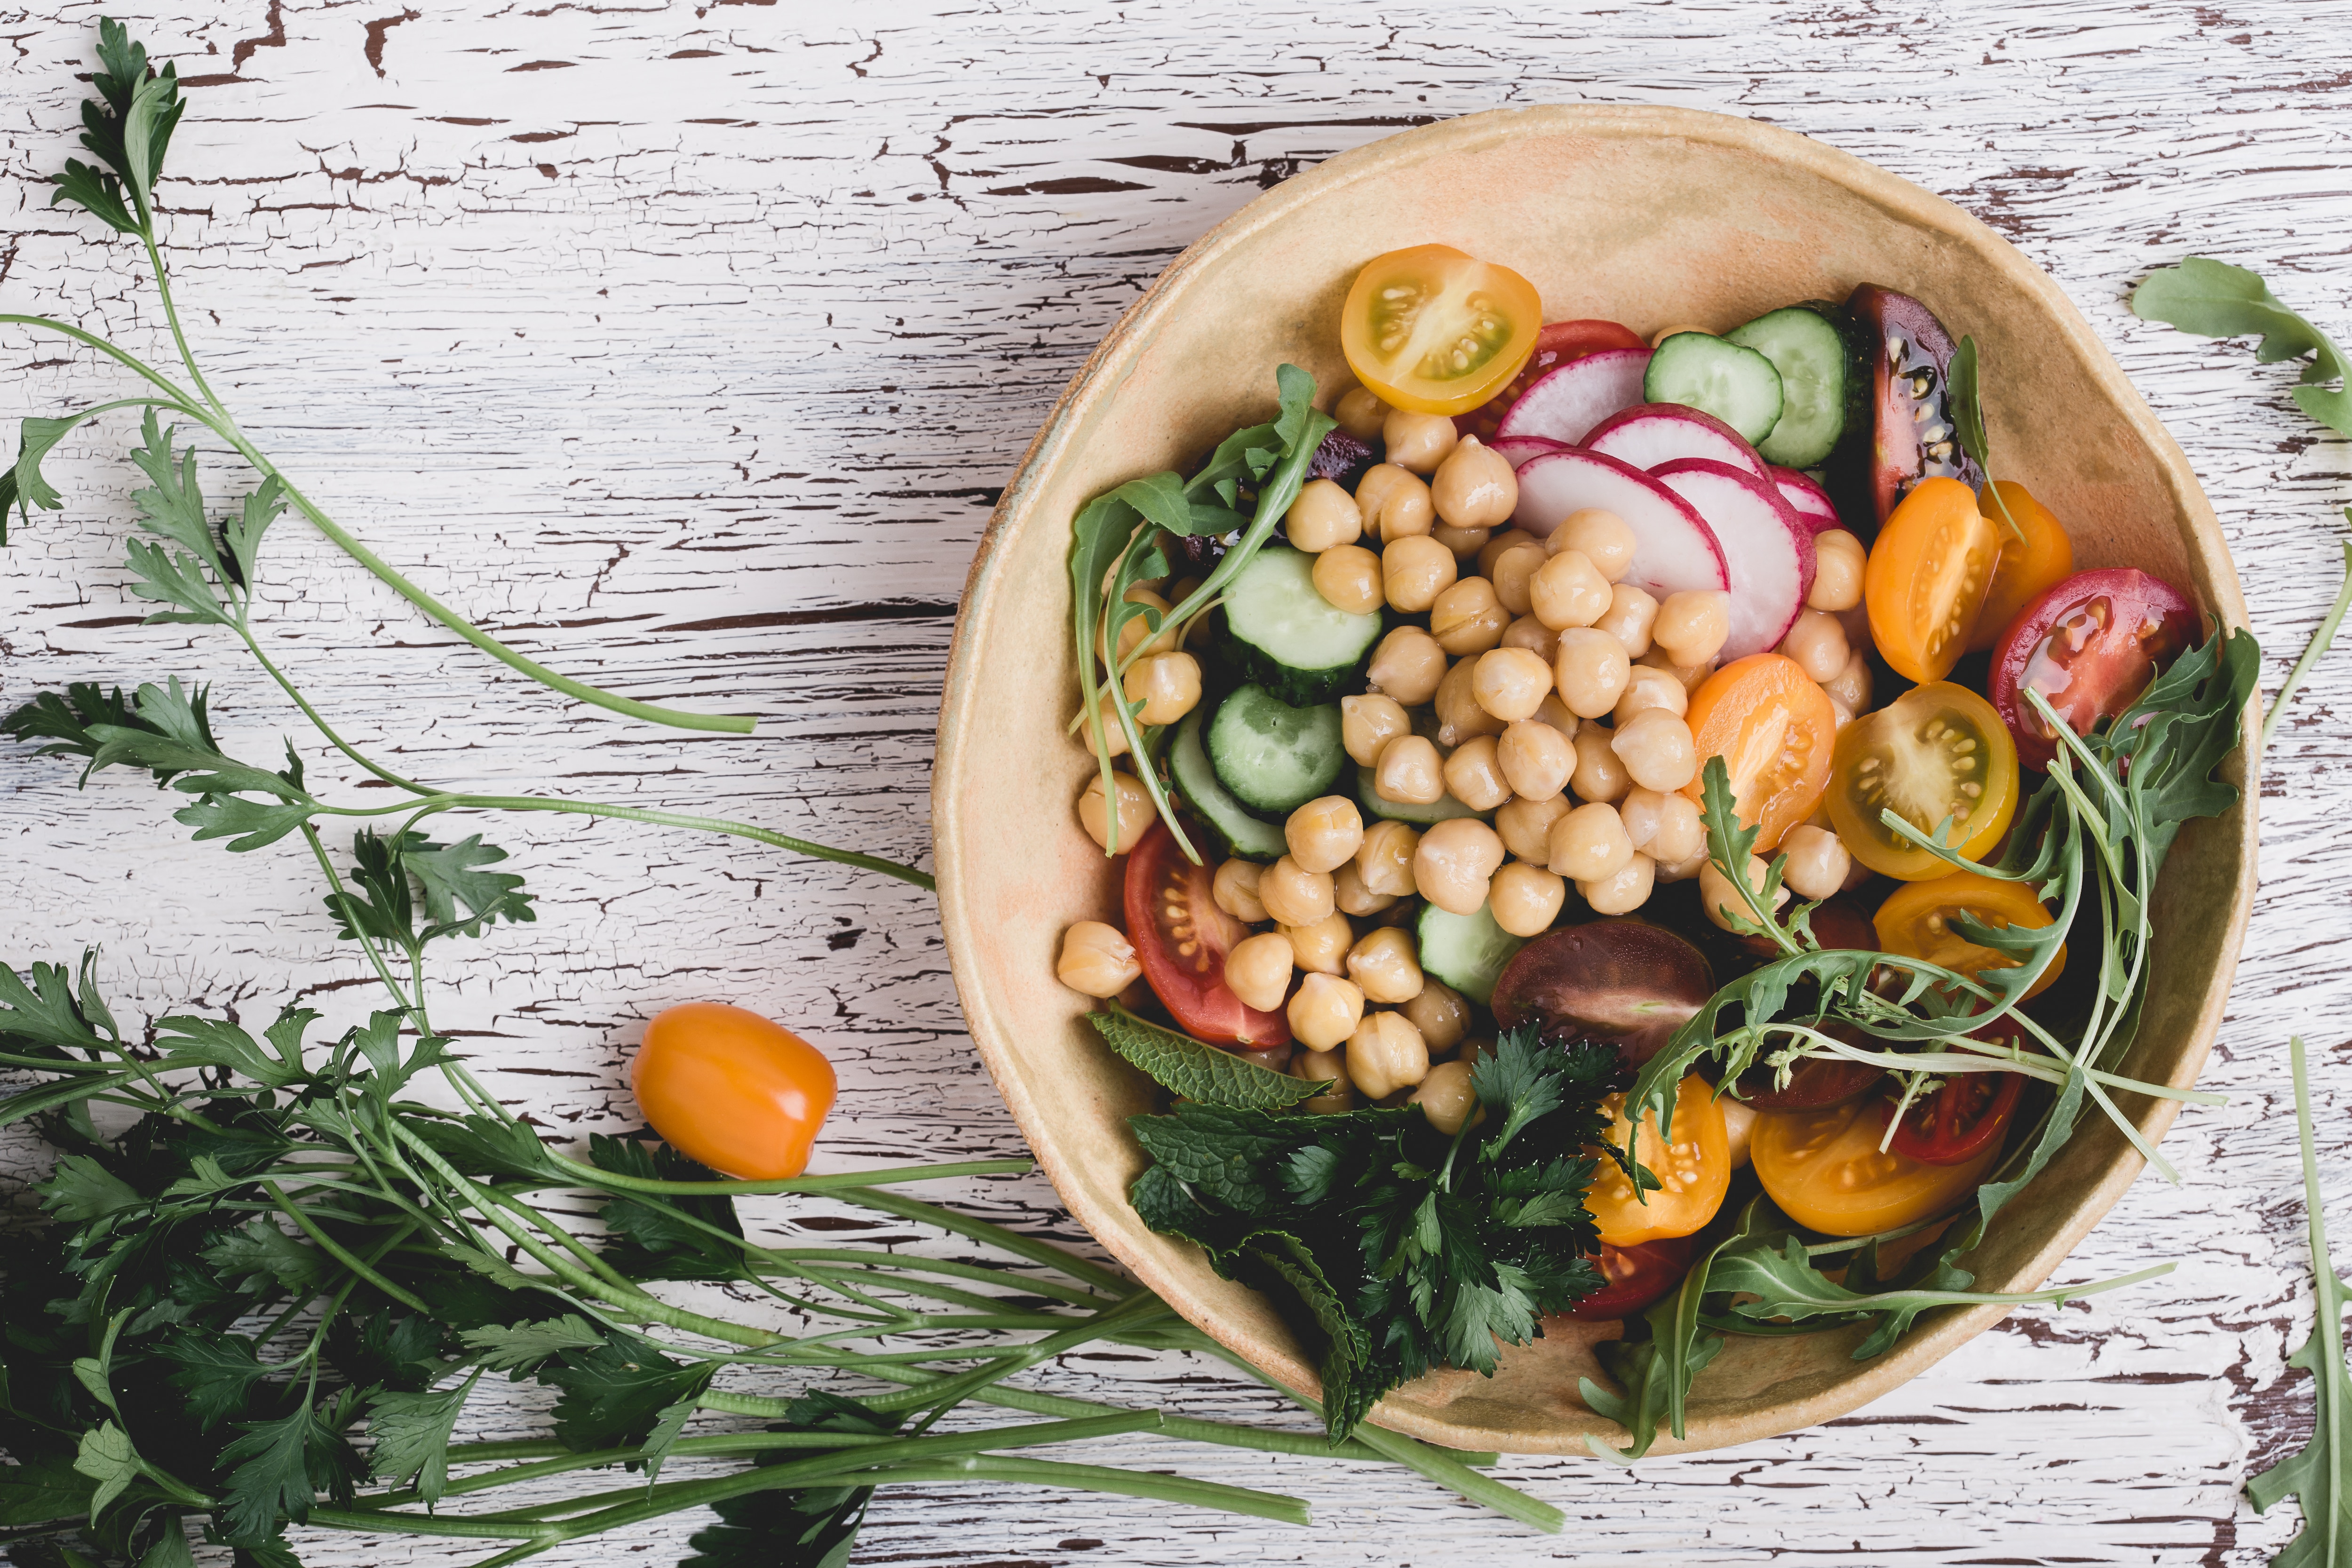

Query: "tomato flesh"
(1562, 1235), (1698, 1321)
(1341, 245), (1543, 416)
(1681, 654), (1839, 852)
(1865, 476), (2001, 684)
(1751, 1098), (1999, 1236)
(1967, 481), (2074, 652)
(631, 1003), (837, 1181)
(1872, 870), (2066, 1003)
(1123, 822), (1290, 1048)
(1889, 1070), (2024, 1166)
(1584, 1075), (1731, 1247)
(1987, 568), (2199, 771)
(1824, 681), (2020, 882)
(1454, 319), (1649, 440)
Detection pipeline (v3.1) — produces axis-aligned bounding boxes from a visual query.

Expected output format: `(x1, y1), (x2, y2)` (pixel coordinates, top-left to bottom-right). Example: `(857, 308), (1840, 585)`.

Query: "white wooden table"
(5, 2), (2351, 1562)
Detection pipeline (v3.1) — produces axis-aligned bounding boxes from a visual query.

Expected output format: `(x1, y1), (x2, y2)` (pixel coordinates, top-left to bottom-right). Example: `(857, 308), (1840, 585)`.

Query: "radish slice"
(1649, 459), (1817, 660)
(1584, 403), (1768, 480)
(1490, 434), (1570, 469)
(1495, 348), (1651, 446)
(1769, 466), (1843, 533)
(1511, 448), (1728, 600)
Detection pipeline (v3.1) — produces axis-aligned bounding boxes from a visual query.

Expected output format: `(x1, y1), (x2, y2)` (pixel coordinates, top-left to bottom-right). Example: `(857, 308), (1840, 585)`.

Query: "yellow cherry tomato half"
(1823, 681), (2020, 882)
(1865, 476), (2002, 684)
(1872, 870), (2067, 1003)
(1583, 1074), (1732, 1247)
(1967, 480), (2075, 652)
(1340, 245), (1543, 416)
(631, 1002), (837, 1180)
(1750, 1098), (2000, 1237)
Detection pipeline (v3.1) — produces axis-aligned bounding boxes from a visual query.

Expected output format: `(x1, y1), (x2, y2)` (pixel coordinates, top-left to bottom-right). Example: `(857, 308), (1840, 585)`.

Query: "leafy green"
(367, 1372), (480, 1505)
(588, 1135), (747, 1281)
(50, 18), (183, 232)
(13, 415), (81, 518)
(215, 1399), (365, 1542)
(537, 1329), (719, 1454)
(0, 1454), (97, 1528)
(1085, 1004), (1327, 1109)
(161, 1331), (276, 1433)
(2132, 257), (2352, 438)
(680, 1393), (904, 1568)
(461, 1316), (607, 1374)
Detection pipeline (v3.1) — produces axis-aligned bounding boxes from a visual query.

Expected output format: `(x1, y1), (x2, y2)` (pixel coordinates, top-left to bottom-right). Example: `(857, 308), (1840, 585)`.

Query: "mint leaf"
(1086, 1006), (1325, 1109)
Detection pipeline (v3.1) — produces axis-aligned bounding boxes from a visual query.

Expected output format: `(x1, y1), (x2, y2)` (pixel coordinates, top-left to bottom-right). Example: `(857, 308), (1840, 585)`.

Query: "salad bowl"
(931, 103), (2256, 1455)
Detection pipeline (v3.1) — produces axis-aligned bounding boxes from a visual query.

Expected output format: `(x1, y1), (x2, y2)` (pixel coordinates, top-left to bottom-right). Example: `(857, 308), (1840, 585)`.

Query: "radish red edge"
(1490, 434), (1570, 469)
(1510, 446), (1728, 600)
(1494, 348), (1652, 446)
(1584, 402), (1769, 480)
(1649, 457), (1817, 660)
(1770, 465), (1842, 533)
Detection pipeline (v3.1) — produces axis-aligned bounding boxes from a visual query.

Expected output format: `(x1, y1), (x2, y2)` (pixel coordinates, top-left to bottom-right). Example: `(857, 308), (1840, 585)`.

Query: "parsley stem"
(302, 823), (431, 1030)
(264, 1180), (433, 1313)
(543, 1152), (1028, 1196)
(2260, 528), (2352, 755)
(0, 313), (206, 410)
(138, 234), (230, 421)
(237, 629), (431, 794)
(303, 1509), (559, 1543)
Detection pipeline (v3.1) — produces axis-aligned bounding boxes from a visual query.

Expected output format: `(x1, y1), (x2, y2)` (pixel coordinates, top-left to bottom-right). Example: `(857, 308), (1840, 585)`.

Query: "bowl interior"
(933, 104), (2255, 1455)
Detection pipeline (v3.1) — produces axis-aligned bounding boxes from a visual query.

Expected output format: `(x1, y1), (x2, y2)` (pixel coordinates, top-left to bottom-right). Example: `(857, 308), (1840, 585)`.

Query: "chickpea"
(1720, 1093), (1757, 1170)
(1638, 640), (1716, 694)
(1431, 576), (1510, 656)
(1285, 795), (1364, 875)
(1571, 721), (1631, 803)
(1403, 979), (1470, 1055)
(1332, 858), (1397, 918)
(1653, 589), (1732, 667)
(1432, 656), (1506, 747)
(1212, 858), (1269, 924)
(1554, 627), (1633, 719)
(1579, 851), (1656, 915)
(1259, 855), (1335, 927)
(1823, 646), (1873, 714)
(1382, 535), (1458, 613)
(1335, 386), (1389, 442)
(1548, 508), (1637, 582)
(1613, 663), (1689, 726)
(1432, 522), (1491, 563)
(1700, 853), (1788, 932)
(1780, 825), (1853, 901)
(1353, 463), (1435, 541)
(1655, 850), (1709, 883)
(1223, 931), (1295, 1012)
(1496, 792), (1573, 862)
(1609, 708), (1698, 792)
(1548, 800), (1635, 882)
(1489, 860), (1567, 937)
(1383, 407), (1460, 475)
(1346, 926), (1424, 1004)
(1407, 1059), (1479, 1135)
(1123, 650), (1201, 726)
(1078, 770), (1153, 854)
(1430, 435), (1518, 529)
(1285, 478), (1363, 553)
(1477, 528), (1540, 580)
(1480, 542), (1545, 620)
(1778, 608), (1850, 686)
(1056, 921), (1141, 998)
(1467, 646), (1551, 724)
(1356, 819), (1422, 898)
(1443, 734), (1513, 812)
(1413, 818), (1506, 916)
(1233, 1040), (1294, 1076)
(1294, 1047), (1355, 1113)
(1808, 529), (1867, 613)
(1288, 972), (1366, 1051)
(1619, 787), (1704, 864)
(1595, 581), (1659, 658)
(1530, 548), (1612, 631)
(1366, 625), (1448, 705)
(1105, 586), (1177, 663)
(1500, 613), (1558, 662)
(1285, 910), (1355, 976)
(1374, 735), (1446, 806)
(1345, 1010), (1430, 1100)
(1312, 543), (1385, 615)
(1532, 691), (1578, 733)
(1339, 695), (1408, 769)
(1496, 719), (1576, 800)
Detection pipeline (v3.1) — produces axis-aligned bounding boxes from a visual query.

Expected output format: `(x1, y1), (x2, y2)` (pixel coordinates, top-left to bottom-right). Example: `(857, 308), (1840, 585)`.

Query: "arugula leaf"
(1085, 1005), (1326, 1110)
(367, 1372), (480, 1505)
(1580, 1317), (1724, 1467)
(2132, 257), (2352, 439)
(536, 1330), (718, 1453)
(216, 1401), (364, 1541)
(1101, 472), (1196, 537)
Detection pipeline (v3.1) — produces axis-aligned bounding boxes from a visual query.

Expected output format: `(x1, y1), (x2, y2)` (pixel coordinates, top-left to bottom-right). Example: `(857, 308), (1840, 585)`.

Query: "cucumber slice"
(1354, 765), (1485, 827)
(1169, 707), (1287, 862)
(1414, 901), (1528, 1007)
(1220, 545), (1382, 706)
(1206, 685), (1346, 817)
(1642, 332), (1785, 447)
(1726, 306), (1855, 469)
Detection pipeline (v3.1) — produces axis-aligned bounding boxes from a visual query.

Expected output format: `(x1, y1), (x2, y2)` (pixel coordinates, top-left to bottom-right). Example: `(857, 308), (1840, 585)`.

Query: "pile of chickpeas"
(1057, 378), (1882, 1122)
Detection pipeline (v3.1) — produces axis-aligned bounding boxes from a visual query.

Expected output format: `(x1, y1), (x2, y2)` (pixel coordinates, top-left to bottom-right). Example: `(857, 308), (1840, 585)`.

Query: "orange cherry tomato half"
(1823, 681), (2020, 882)
(1583, 1074), (1731, 1247)
(1750, 1098), (2000, 1236)
(1865, 476), (2002, 684)
(1454, 319), (1650, 440)
(1681, 653), (1839, 852)
(1562, 1235), (1698, 1321)
(1889, 1070), (2025, 1166)
(1966, 481), (2074, 652)
(1341, 245), (1543, 416)
(1871, 870), (2067, 1003)
(631, 1002), (837, 1181)
(1123, 821), (1290, 1048)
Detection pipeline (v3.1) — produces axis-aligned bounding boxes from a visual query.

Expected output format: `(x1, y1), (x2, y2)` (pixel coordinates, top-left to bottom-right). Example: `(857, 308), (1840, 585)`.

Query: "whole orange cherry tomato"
(1966, 481), (2074, 652)
(1681, 654), (1839, 851)
(1341, 246), (1543, 416)
(632, 1003), (837, 1180)
(1582, 1074), (1731, 1247)
(1866, 476), (2002, 684)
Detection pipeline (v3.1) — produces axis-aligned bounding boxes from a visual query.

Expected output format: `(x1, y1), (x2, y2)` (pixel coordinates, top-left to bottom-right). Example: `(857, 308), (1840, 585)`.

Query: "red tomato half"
(1454, 319), (1650, 440)
(1889, 1071), (2024, 1166)
(1563, 1235), (1698, 1321)
(1123, 823), (1291, 1048)
(1988, 569), (2199, 771)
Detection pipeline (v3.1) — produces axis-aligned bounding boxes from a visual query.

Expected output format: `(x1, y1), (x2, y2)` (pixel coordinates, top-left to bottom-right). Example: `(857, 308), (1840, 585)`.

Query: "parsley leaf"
(0, 1453), (96, 1528)
(366, 1371), (481, 1505)
(679, 1393), (904, 1568)
(215, 1400), (364, 1542)
(1085, 1005), (1327, 1109)
(2132, 257), (2352, 438)
(460, 1316), (606, 1375)
(161, 1331), (276, 1433)
(537, 1329), (719, 1454)
(588, 1134), (747, 1281)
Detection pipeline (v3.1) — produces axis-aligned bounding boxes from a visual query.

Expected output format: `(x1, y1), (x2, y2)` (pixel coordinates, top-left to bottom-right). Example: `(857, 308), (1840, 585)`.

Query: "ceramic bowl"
(932, 104), (2256, 1455)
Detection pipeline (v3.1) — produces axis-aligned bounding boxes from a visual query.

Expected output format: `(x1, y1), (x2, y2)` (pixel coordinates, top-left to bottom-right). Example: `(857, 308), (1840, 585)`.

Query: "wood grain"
(2, 0), (2348, 1561)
